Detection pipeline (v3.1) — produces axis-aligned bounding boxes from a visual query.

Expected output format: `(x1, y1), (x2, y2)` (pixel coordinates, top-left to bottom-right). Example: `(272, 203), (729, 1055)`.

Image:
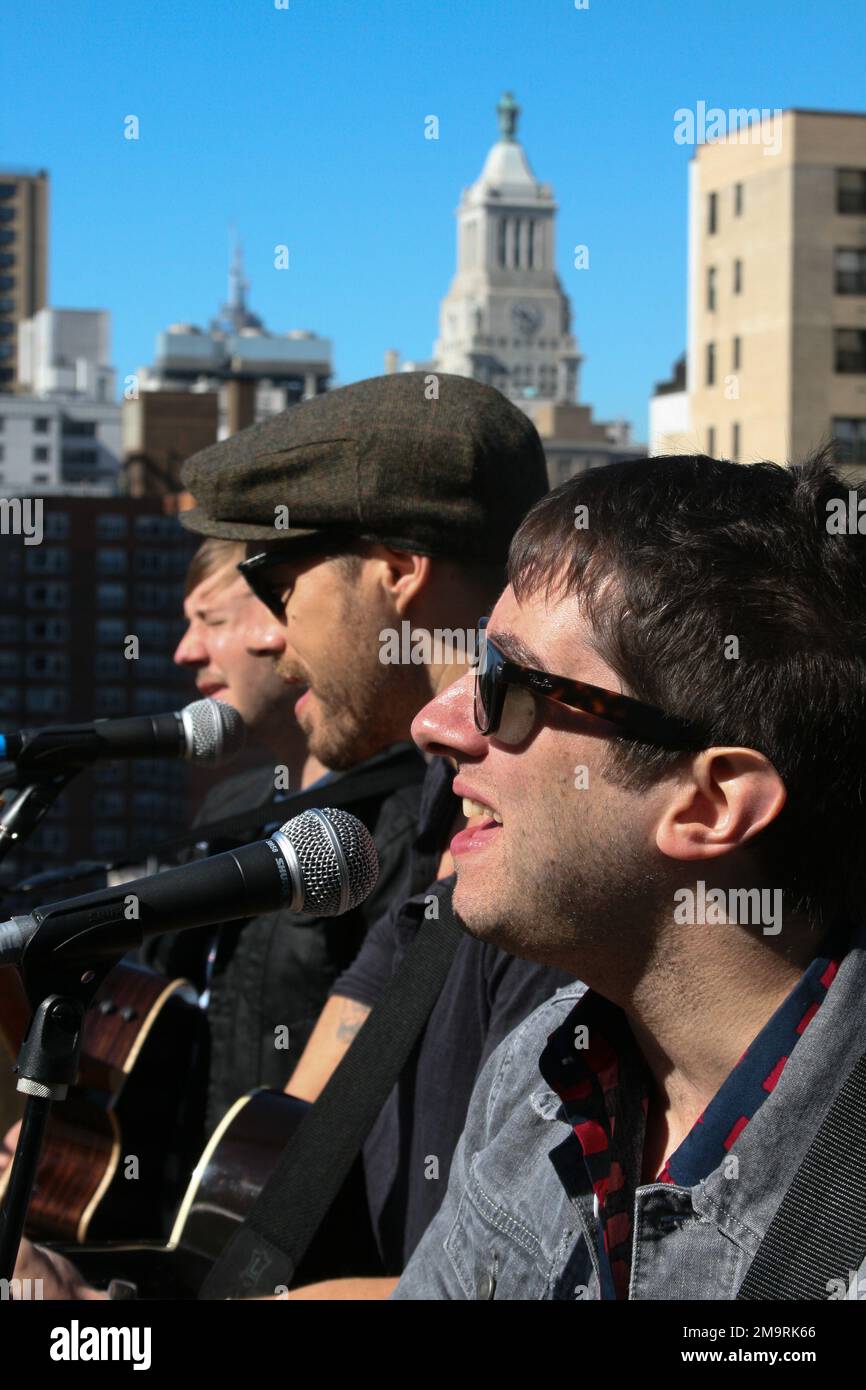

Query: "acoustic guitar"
(45, 1087), (381, 1299)
(0, 961), (208, 1242)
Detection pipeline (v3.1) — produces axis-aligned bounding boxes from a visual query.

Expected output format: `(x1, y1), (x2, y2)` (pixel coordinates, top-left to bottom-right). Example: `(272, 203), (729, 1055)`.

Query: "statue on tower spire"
(497, 91), (520, 143)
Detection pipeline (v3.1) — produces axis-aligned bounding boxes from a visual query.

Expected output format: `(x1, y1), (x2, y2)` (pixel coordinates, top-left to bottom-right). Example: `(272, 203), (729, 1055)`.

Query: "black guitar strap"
(737, 1049), (866, 1300)
(198, 887), (462, 1300)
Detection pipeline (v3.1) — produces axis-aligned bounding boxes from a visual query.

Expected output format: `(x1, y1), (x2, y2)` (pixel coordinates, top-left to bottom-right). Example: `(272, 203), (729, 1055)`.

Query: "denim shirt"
(393, 926), (866, 1301)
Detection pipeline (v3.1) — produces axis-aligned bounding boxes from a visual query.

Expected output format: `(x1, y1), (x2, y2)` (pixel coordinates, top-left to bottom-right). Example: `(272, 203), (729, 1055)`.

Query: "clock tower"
(434, 92), (582, 406)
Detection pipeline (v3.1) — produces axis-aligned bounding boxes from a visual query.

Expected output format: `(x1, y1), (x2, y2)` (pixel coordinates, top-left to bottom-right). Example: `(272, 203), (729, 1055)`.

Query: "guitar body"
(50, 1089), (382, 1299)
(0, 961), (208, 1242)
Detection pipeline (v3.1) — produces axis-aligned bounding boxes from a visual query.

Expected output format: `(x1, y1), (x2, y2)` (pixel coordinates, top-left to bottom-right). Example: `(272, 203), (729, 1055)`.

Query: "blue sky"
(4, 0), (865, 442)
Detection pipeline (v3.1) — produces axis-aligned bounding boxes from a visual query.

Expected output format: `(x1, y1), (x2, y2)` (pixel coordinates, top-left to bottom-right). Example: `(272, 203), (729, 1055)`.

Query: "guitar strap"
(198, 886), (462, 1300)
(736, 1048), (866, 1300)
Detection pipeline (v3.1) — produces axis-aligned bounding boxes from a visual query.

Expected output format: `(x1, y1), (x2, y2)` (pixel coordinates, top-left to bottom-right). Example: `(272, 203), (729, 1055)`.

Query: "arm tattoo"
(335, 999), (371, 1044)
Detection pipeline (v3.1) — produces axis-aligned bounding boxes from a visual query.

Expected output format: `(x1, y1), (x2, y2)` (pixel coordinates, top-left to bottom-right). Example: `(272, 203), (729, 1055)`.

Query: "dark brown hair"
(508, 451), (866, 934)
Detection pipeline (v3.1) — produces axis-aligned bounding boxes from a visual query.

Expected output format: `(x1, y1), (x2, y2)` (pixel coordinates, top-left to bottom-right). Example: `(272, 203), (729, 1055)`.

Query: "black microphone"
(0, 697), (246, 772)
(0, 807), (379, 968)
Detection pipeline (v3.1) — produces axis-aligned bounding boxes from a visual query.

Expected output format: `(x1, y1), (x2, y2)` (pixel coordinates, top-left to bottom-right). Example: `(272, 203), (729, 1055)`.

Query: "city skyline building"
(1, 307), (122, 495)
(0, 168), (49, 391)
(649, 108), (866, 483)
(393, 93), (645, 485)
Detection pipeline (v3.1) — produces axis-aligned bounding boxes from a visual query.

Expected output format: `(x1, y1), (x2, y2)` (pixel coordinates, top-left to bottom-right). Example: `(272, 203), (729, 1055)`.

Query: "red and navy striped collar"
(539, 954), (839, 1299)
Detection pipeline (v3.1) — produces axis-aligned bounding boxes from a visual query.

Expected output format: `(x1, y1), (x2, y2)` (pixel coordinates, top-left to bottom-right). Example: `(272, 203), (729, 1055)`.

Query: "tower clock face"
(511, 302), (542, 337)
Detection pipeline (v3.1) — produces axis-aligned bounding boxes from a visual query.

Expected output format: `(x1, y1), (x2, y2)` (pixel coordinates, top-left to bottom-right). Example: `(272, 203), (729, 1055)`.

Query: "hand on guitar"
(12, 1237), (107, 1301)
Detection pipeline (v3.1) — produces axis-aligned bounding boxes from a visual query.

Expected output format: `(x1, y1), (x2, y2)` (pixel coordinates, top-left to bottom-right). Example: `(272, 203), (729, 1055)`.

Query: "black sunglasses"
(237, 536), (354, 617)
(474, 618), (707, 750)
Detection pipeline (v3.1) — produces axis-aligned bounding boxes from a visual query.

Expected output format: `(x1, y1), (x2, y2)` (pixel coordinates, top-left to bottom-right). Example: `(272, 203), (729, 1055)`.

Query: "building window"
(833, 417), (866, 463)
(33, 447), (49, 463)
(835, 329), (866, 374)
(0, 615), (21, 641)
(96, 548), (128, 576)
(837, 168), (866, 215)
(734, 182), (743, 216)
(731, 423), (740, 460)
(707, 426), (716, 456)
(133, 515), (178, 540)
(733, 259), (743, 294)
(732, 336), (741, 370)
(93, 825), (127, 855)
(706, 342), (716, 386)
(96, 582), (128, 610)
(706, 266), (716, 311)
(514, 219), (522, 267)
(527, 220), (535, 269)
(25, 687), (67, 716)
(62, 418), (97, 437)
(94, 688), (127, 716)
(708, 191), (717, 235)
(96, 513), (128, 539)
(25, 548), (67, 574)
(33, 473), (49, 484)
(33, 417), (50, 434)
(96, 617), (126, 645)
(835, 248), (866, 295)
(497, 218), (507, 268)
(26, 617), (67, 642)
(0, 652), (21, 677)
(26, 651), (67, 678)
(26, 582), (67, 609)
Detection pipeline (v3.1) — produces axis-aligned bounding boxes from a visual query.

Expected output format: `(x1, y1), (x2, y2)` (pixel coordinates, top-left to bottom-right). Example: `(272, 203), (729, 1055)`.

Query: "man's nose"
(411, 672), (487, 759)
(173, 629), (207, 666)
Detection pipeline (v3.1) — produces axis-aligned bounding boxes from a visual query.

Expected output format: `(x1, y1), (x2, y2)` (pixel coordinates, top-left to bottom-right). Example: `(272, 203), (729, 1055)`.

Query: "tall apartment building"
(650, 109), (866, 480)
(0, 169), (49, 390)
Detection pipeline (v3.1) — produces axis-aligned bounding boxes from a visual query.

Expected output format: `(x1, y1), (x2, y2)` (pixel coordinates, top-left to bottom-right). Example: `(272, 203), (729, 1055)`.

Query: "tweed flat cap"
(179, 372), (548, 564)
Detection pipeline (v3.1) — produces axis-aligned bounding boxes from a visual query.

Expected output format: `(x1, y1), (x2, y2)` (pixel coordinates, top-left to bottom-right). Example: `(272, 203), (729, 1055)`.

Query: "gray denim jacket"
(393, 925), (866, 1300)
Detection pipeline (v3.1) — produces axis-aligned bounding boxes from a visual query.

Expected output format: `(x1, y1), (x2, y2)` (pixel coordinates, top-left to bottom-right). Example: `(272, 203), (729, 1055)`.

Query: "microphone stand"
(0, 901), (136, 1283)
(0, 767), (80, 868)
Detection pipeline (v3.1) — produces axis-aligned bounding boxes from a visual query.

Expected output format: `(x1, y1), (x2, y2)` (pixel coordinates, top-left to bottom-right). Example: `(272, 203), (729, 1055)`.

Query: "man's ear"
(376, 549), (431, 616)
(655, 747), (787, 863)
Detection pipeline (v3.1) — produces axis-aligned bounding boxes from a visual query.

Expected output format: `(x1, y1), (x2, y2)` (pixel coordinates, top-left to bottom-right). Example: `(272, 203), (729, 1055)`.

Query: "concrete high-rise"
(0, 169), (49, 391)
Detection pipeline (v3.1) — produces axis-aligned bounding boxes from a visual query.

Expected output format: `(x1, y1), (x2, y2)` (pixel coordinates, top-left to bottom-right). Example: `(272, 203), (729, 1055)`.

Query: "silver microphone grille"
(181, 698), (246, 764)
(279, 807), (379, 916)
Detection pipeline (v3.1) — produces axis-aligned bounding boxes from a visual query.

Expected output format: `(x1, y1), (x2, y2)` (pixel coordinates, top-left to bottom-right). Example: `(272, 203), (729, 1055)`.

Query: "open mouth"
(451, 793), (503, 856)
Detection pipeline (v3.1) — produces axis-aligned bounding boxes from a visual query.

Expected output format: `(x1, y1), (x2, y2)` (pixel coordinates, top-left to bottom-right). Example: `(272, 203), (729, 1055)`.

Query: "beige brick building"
(651, 110), (866, 481)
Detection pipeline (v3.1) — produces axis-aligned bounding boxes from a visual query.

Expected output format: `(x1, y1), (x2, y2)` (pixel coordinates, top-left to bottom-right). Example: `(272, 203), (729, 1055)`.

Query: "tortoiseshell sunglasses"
(473, 618), (707, 750)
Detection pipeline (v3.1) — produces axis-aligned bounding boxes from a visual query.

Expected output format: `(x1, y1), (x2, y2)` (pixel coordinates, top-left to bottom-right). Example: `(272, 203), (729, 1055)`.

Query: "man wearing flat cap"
(8, 371), (575, 1298)
(174, 371), (552, 1136)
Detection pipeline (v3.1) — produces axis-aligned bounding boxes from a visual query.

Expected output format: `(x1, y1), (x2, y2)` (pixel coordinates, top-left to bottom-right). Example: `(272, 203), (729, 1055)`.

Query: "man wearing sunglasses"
(391, 450), (866, 1300)
(6, 370), (578, 1299)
